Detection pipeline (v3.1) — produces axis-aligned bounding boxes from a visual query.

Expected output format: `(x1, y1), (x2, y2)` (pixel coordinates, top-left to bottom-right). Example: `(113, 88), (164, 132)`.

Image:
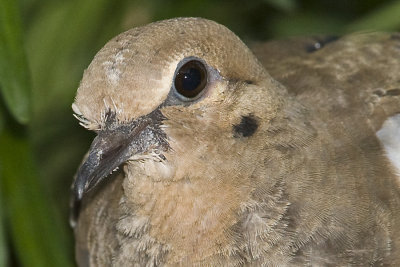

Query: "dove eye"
(174, 60), (207, 99)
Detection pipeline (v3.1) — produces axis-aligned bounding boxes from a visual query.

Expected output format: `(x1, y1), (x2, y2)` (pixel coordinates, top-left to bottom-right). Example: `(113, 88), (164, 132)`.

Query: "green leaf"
(0, 191), (8, 267)
(347, 1), (400, 32)
(0, 104), (3, 134)
(269, 12), (346, 37)
(263, 0), (297, 12)
(0, 0), (31, 124)
(0, 130), (73, 267)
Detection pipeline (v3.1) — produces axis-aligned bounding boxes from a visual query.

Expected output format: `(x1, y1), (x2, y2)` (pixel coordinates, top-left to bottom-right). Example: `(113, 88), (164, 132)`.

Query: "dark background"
(1, 0), (400, 266)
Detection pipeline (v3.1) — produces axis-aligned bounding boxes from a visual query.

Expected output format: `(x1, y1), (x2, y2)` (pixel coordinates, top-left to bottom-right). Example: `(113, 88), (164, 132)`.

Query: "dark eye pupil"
(182, 68), (201, 91)
(174, 60), (207, 99)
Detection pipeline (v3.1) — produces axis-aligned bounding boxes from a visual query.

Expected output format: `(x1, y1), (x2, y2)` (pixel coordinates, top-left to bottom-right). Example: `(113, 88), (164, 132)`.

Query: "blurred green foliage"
(0, 0), (399, 266)
(0, 0), (31, 124)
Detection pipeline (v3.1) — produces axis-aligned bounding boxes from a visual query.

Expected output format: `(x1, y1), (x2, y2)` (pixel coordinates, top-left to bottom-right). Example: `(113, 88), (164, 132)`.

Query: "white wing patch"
(376, 114), (400, 183)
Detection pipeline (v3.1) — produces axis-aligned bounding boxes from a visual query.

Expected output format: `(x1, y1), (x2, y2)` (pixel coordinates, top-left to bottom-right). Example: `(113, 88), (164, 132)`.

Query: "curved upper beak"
(72, 110), (167, 201)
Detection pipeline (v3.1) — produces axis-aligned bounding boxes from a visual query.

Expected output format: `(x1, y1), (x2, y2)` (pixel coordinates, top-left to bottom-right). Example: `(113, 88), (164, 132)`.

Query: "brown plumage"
(71, 18), (400, 266)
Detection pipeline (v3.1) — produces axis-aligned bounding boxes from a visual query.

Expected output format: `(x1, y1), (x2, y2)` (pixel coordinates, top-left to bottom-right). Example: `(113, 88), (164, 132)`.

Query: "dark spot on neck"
(386, 88), (400, 96)
(373, 88), (400, 97)
(305, 36), (339, 53)
(233, 115), (259, 138)
(391, 33), (400, 40)
(373, 89), (385, 97)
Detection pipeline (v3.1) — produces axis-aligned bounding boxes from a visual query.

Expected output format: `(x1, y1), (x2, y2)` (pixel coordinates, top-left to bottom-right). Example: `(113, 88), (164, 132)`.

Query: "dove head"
(73, 17), (276, 125)
(72, 17), (286, 200)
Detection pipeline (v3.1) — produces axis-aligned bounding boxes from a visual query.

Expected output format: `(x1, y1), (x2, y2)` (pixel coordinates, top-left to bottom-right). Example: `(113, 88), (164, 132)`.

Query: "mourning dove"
(71, 18), (400, 266)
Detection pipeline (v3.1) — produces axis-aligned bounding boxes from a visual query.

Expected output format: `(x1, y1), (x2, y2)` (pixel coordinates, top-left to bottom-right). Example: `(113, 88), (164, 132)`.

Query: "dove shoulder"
(252, 32), (400, 265)
(252, 32), (400, 130)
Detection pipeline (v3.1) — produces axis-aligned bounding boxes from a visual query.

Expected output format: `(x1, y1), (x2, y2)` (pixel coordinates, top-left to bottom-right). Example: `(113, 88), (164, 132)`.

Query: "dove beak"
(72, 109), (167, 201)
